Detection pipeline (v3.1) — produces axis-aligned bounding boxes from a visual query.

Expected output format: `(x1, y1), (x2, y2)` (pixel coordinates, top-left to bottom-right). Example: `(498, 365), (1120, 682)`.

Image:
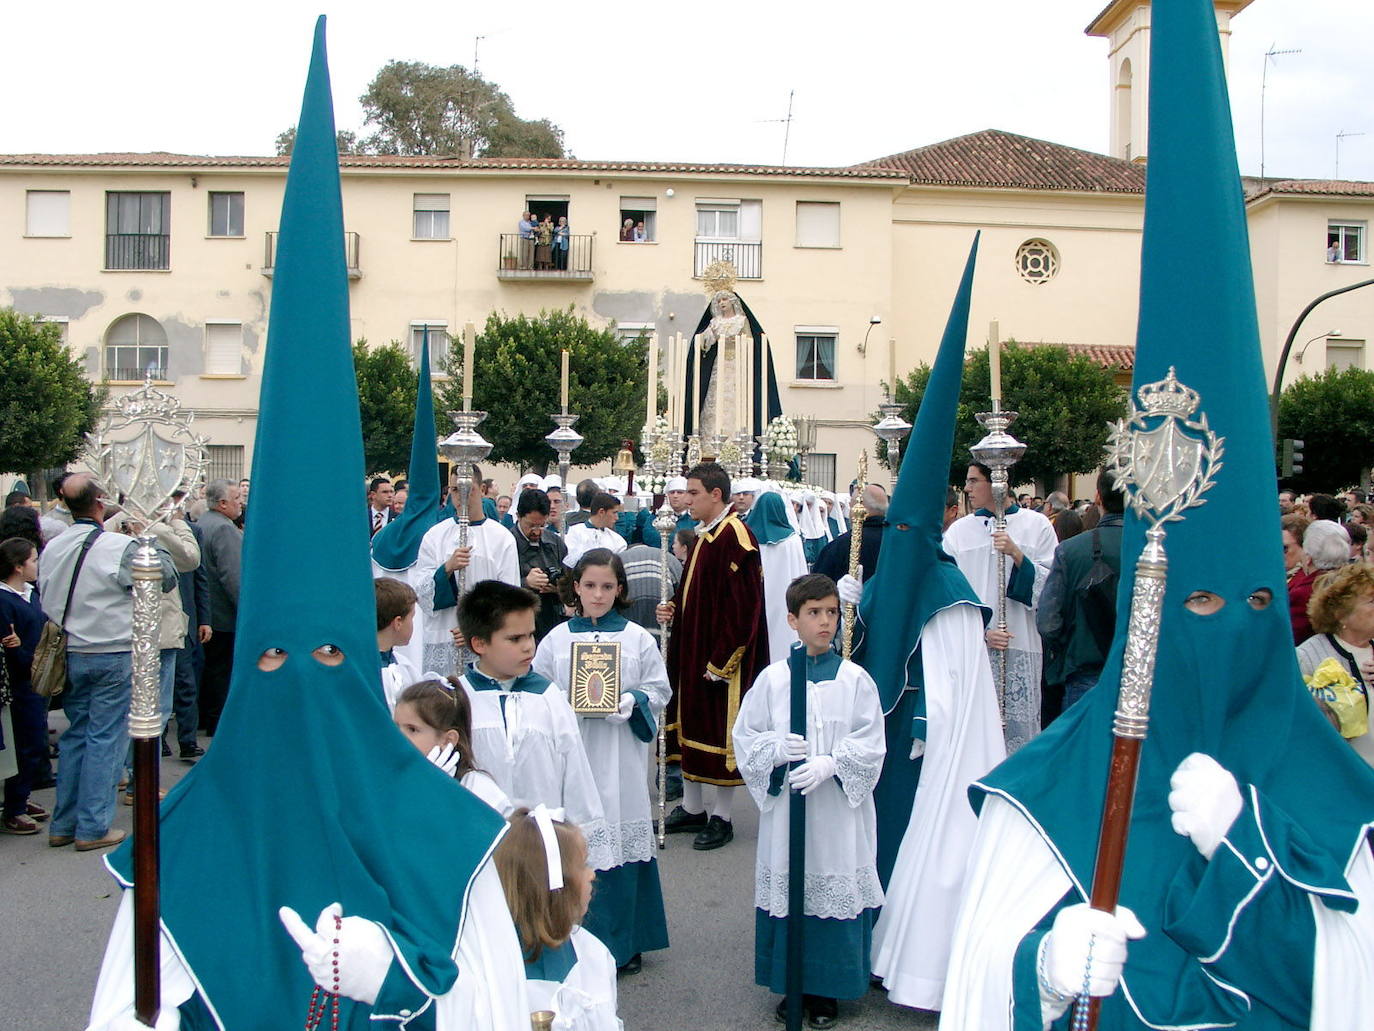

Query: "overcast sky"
(4, 0), (1370, 181)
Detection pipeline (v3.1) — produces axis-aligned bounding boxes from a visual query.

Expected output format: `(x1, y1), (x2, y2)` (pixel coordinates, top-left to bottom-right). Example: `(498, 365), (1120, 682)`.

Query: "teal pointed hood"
(978, 2), (1374, 1026)
(109, 20), (504, 1028)
(371, 330), (442, 571)
(745, 490), (796, 545)
(857, 235), (988, 713)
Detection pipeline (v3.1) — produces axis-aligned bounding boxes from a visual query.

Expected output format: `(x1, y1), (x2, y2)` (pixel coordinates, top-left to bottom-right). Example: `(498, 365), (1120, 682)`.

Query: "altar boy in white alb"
(733, 573), (886, 1028)
(416, 465), (520, 674)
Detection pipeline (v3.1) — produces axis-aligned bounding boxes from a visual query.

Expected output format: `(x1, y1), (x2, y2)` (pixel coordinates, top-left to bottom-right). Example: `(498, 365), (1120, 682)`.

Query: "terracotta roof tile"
(856, 129), (1145, 194)
(1023, 341), (1136, 370)
(0, 151), (905, 180)
(1245, 178), (1374, 201)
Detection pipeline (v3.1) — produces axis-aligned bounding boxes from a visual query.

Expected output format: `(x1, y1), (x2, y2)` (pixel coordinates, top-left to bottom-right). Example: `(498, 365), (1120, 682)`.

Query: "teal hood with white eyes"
(975, 1), (1374, 1026)
(108, 20), (505, 1028)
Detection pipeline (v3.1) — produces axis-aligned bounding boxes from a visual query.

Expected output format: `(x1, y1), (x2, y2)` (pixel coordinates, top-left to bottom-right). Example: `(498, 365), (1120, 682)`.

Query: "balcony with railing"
(694, 240), (762, 280)
(105, 234), (170, 271)
(497, 233), (594, 281)
(263, 231), (362, 278)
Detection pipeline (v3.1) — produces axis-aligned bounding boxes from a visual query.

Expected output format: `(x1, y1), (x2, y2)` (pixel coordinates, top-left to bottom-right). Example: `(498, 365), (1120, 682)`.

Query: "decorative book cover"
(569, 640), (622, 716)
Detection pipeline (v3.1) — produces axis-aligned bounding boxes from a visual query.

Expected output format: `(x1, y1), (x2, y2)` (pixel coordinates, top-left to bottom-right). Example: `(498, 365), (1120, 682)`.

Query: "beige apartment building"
(1, 0), (1370, 492)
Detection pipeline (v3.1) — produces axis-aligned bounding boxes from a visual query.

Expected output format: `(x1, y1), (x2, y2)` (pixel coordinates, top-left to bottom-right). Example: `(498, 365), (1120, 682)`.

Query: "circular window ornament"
(1016, 239), (1060, 285)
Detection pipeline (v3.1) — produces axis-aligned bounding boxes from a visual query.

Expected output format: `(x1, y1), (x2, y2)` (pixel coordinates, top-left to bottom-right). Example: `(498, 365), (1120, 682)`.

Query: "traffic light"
(1280, 438), (1305, 478)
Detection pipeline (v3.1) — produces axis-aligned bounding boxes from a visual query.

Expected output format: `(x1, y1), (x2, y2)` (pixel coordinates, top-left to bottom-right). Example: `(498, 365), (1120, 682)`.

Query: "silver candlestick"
(545, 413), (583, 534)
(873, 402), (913, 487)
(969, 402), (1027, 728)
(440, 409), (494, 671)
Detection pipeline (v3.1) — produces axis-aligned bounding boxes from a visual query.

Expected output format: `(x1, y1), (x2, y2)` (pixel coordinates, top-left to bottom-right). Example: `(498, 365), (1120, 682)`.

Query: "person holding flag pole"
(941, 2), (1374, 1028)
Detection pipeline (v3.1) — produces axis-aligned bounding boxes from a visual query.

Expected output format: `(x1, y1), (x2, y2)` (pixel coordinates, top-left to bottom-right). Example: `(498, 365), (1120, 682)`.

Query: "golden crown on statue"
(701, 259), (739, 296)
(1136, 366), (1202, 420)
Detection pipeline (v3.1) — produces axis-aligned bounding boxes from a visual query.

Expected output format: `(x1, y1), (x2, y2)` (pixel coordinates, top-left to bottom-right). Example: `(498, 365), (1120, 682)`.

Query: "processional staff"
(969, 325), (1025, 724)
(841, 451), (869, 660)
(85, 377), (209, 1027)
(1077, 368), (1222, 1030)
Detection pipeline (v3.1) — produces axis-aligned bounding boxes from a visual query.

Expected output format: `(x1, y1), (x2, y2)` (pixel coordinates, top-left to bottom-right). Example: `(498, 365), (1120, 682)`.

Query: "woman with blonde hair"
(1298, 562), (1374, 765)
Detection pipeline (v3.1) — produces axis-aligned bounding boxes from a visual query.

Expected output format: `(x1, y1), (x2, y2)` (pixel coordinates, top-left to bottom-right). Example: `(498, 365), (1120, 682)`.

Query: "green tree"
(358, 61), (565, 158)
(274, 126), (363, 156)
(0, 309), (106, 478)
(1276, 366), (1374, 490)
(885, 341), (1127, 489)
(436, 309), (645, 473)
(352, 339), (443, 475)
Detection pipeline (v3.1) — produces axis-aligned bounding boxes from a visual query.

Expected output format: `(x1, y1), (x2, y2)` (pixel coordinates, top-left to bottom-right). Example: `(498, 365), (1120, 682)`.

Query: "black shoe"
(180, 744), (205, 762)
(692, 815), (733, 850)
(663, 806), (707, 834)
(160, 740), (173, 758)
(617, 953), (642, 976)
(775, 999), (802, 1025)
(806, 996), (838, 1029)
(31, 776), (56, 791)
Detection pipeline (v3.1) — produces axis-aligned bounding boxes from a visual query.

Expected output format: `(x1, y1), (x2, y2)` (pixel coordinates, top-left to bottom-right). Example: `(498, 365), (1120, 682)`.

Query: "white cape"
(938, 795), (1374, 1031)
(86, 863), (530, 1031)
(871, 603), (1006, 1010)
(758, 535), (808, 664)
(527, 927), (624, 1031)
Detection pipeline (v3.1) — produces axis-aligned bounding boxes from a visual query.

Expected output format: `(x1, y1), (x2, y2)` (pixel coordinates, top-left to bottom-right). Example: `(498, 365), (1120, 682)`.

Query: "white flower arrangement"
(762, 415), (799, 465)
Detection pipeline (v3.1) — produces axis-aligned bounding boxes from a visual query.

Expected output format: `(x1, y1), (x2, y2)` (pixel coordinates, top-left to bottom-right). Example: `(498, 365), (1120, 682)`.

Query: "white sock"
(709, 785), (735, 821)
(682, 779), (705, 815)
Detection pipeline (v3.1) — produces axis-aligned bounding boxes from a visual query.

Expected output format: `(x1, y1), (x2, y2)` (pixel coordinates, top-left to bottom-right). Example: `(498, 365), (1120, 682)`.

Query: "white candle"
(646, 335), (658, 427)
(888, 336), (896, 400)
(693, 334), (703, 435)
(560, 348), (569, 414)
(462, 322), (476, 410)
(743, 335), (754, 435)
(989, 320), (1001, 405)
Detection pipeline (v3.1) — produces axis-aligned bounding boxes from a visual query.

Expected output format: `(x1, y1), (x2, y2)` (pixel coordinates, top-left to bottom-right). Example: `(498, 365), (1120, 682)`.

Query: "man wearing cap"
(731, 478), (760, 515)
(666, 476), (697, 531)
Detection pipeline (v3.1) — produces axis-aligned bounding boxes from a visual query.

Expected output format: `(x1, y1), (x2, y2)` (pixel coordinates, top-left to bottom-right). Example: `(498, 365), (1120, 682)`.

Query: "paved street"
(1, 732), (937, 1031)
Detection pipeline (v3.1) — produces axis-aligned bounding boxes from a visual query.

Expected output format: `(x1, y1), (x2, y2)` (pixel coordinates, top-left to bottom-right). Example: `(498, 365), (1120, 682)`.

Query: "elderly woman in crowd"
(1288, 518), (1349, 644)
(1297, 561), (1374, 766)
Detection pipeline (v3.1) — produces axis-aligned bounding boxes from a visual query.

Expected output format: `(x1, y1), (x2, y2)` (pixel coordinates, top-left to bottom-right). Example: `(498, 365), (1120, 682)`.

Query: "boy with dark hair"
(733, 573), (886, 1027)
(562, 492), (626, 568)
(454, 580), (612, 872)
(375, 576), (419, 711)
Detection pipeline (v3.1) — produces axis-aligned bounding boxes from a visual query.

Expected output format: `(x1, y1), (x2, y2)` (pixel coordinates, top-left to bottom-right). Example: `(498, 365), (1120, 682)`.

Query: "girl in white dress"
(534, 549), (670, 974)
(392, 677), (514, 815)
(496, 806), (623, 1031)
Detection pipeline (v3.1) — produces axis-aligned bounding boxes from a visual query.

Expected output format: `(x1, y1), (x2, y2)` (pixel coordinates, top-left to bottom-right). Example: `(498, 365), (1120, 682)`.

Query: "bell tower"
(1086, 0), (1255, 163)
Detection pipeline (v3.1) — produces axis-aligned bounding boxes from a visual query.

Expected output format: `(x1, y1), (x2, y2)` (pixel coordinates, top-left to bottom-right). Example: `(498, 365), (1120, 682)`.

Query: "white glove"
(788, 754), (837, 795)
(774, 732), (807, 766)
(426, 743), (460, 776)
(837, 572), (864, 606)
(108, 1010), (182, 1031)
(1040, 903), (1146, 1015)
(279, 903), (393, 1006)
(606, 692), (636, 725)
(1168, 752), (1243, 860)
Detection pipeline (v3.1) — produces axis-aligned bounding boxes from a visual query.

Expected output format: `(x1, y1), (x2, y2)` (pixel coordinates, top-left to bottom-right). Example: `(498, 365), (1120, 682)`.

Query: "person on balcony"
(553, 216), (570, 270)
(517, 211), (536, 269)
(535, 215), (554, 270)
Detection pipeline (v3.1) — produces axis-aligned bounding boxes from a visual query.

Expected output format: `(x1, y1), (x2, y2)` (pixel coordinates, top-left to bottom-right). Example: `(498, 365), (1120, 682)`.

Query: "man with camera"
(510, 489), (568, 642)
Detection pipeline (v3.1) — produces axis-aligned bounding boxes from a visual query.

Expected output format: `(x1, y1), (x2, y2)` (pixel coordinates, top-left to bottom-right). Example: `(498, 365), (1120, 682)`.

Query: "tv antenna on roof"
(1336, 129), (1366, 179)
(1259, 44), (1301, 180)
(755, 90), (795, 165)
(473, 34), (487, 77)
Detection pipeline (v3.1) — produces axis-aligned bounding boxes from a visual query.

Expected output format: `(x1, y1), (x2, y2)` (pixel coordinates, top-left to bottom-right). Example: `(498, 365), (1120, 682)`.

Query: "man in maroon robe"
(658, 462), (768, 849)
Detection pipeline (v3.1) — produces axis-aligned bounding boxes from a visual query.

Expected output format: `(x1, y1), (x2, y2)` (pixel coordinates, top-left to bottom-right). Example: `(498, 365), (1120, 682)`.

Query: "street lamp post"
(1269, 279), (1374, 438)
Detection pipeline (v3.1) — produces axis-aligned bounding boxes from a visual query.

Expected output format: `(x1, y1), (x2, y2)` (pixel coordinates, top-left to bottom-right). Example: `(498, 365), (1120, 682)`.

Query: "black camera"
(544, 565), (564, 585)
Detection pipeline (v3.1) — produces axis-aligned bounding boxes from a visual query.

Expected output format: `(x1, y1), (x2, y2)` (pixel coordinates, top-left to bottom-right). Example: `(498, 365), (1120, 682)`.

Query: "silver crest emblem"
(1106, 367), (1223, 527)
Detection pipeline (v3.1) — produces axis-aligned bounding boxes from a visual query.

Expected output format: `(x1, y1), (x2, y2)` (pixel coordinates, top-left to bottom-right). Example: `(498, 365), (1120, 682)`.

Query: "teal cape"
(975, 2), (1374, 1027)
(108, 20), (505, 1029)
(855, 235), (988, 887)
(744, 491), (796, 546)
(370, 329), (441, 571)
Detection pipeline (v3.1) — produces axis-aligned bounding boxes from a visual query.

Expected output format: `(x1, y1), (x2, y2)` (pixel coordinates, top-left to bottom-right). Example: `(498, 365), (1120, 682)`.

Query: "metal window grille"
(205, 445), (245, 483)
(106, 192), (170, 269)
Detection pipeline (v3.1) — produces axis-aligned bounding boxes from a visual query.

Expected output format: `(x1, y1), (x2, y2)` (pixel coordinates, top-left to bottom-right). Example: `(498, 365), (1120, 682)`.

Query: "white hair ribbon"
(530, 804), (566, 892)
